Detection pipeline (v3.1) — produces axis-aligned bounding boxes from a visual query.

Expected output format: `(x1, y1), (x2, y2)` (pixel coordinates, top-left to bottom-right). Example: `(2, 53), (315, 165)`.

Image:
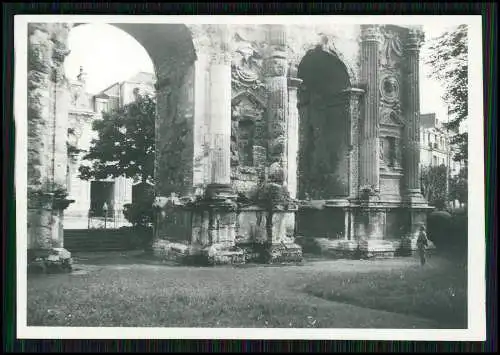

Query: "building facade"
(419, 113), (462, 175)
(64, 68), (155, 229)
(27, 23), (433, 263)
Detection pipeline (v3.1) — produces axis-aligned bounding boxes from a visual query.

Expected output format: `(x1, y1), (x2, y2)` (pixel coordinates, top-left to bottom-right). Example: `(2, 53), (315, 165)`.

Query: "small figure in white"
(416, 224), (429, 266)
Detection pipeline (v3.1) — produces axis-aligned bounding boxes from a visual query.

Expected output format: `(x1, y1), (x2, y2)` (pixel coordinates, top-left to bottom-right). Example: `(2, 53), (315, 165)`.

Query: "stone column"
(207, 25), (233, 195)
(265, 25), (289, 182)
(344, 88), (365, 200)
(403, 27), (426, 204)
(286, 63), (302, 199)
(193, 53), (210, 187)
(261, 26), (303, 263)
(27, 23), (73, 272)
(359, 25), (381, 196)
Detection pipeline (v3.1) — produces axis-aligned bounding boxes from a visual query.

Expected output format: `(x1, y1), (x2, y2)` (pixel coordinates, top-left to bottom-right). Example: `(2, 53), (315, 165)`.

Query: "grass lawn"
(27, 251), (467, 329)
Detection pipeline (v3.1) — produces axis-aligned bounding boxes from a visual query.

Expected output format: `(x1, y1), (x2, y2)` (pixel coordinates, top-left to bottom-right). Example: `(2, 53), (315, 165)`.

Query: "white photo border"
(14, 14), (486, 341)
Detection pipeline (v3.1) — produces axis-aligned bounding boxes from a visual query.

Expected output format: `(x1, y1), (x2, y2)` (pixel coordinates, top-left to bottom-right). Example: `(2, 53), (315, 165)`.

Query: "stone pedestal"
(358, 239), (396, 259)
(352, 206), (385, 240)
(27, 191), (74, 273)
(263, 209), (302, 264)
(399, 206), (433, 255)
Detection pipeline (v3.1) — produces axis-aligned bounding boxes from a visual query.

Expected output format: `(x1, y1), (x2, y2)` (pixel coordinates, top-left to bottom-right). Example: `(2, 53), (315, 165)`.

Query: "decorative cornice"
(342, 87), (366, 97)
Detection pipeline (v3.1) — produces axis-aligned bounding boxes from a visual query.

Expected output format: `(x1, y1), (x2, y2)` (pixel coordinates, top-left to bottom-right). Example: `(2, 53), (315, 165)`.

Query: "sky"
(64, 22), (457, 123)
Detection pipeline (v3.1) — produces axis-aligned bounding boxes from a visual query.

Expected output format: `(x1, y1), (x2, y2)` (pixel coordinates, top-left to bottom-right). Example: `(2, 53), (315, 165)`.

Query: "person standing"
(417, 224), (429, 266)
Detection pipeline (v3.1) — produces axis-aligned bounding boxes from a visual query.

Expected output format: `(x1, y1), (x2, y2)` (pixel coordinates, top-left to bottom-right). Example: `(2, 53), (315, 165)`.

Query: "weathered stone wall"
(155, 63), (196, 197)
(27, 23), (72, 250)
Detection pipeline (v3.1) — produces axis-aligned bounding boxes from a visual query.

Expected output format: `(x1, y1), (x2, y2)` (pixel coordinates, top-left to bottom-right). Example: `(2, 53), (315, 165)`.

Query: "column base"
(353, 207), (385, 240)
(205, 183), (236, 201)
(403, 189), (427, 205)
(27, 248), (73, 274)
(202, 243), (246, 265)
(358, 239), (396, 259)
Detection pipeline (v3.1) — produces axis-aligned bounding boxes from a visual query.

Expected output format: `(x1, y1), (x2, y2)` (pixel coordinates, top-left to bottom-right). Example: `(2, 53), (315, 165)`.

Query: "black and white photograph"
(14, 15), (485, 340)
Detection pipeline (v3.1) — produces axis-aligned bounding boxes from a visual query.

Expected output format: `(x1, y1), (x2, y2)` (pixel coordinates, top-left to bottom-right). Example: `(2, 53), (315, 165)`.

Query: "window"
(90, 181), (115, 217)
(433, 156), (438, 166)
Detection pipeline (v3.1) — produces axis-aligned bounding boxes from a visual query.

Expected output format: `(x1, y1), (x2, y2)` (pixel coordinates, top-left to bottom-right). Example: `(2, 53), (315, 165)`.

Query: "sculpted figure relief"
(380, 27), (403, 68)
(266, 57), (287, 77)
(231, 35), (265, 92)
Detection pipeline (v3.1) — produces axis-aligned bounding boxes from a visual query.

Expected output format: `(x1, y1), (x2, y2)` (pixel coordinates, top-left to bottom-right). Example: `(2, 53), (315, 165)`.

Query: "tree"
(424, 24), (468, 163)
(421, 164), (448, 209)
(449, 166), (468, 207)
(78, 94), (156, 184)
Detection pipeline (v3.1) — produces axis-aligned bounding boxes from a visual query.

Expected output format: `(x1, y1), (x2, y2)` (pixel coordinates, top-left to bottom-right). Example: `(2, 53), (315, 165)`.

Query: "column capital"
(406, 28), (425, 52)
(342, 87), (366, 98)
(209, 50), (231, 66)
(267, 24), (287, 47)
(360, 24), (383, 43)
(198, 24), (231, 66)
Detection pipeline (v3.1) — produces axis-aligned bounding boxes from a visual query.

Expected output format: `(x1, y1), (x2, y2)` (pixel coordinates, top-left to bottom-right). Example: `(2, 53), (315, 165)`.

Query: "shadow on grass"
(302, 253), (467, 328)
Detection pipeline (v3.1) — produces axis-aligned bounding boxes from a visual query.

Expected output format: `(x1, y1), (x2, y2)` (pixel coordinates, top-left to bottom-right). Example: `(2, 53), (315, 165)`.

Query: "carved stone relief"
(379, 26), (404, 69)
(231, 34), (266, 91)
(380, 107), (403, 127)
(379, 107), (403, 172)
(231, 33), (268, 178)
(379, 74), (400, 105)
(231, 94), (266, 171)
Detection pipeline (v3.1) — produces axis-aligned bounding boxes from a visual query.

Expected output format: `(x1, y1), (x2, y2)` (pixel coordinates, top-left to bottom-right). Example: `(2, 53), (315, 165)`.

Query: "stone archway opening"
(68, 23), (199, 198)
(64, 24), (157, 229)
(27, 22), (200, 253)
(297, 47), (352, 201)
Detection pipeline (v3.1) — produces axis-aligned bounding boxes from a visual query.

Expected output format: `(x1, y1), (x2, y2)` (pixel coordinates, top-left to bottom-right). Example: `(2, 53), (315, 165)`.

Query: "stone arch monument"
(26, 22), (431, 266)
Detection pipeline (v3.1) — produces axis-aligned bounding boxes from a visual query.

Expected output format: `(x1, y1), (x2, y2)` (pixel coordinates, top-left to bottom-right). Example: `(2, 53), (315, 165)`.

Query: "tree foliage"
(78, 94), (156, 184)
(449, 166), (468, 205)
(421, 164), (448, 209)
(424, 24), (468, 162)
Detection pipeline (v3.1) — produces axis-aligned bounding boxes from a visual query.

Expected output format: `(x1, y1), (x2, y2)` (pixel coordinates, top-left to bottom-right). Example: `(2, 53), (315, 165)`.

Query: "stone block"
(358, 239), (396, 259)
(203, 243), (245, 265)
(152, 239), (190, 262)
(264, 243), (303, 264)
(308, 238), (360, 259)
(236, 242), (267, 263)
(236, 209), (267, 244)
(27, 247), (72, 274)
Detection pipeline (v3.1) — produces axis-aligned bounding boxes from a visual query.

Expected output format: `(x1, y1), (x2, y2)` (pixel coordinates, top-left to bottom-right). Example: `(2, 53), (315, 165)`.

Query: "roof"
(92, 71), (156, 98)
(125, 72), (156, 85)
(94, 92), (110, 99)
(420, 113), (437, 129)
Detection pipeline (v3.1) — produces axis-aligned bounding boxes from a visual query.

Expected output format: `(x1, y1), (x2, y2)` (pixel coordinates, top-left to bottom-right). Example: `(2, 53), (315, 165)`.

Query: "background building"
(65, 68), (155, 229)
(419, 112), (462, 176)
